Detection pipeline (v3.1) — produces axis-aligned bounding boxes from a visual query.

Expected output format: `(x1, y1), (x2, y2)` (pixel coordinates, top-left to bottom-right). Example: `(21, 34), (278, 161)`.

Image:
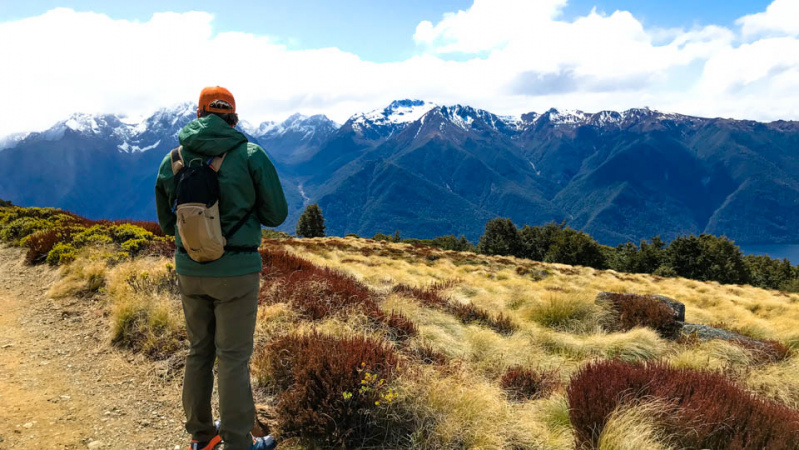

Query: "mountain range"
(1, 99), (798, 246)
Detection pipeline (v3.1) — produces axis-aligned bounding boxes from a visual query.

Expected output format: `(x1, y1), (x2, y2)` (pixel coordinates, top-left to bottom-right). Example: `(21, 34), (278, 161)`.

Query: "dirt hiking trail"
(0, 247), (187, 449)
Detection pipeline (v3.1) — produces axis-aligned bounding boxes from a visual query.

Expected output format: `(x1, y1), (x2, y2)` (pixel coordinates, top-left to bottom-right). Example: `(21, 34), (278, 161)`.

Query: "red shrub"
(392, 283), (449, 308)
(409, 343), (448, 365)
(567, 360), (799, 450)
(735, 338), (793, 364)
(604, 293), (681, 339)
(259, 333), (405, 447)
(379, 311), (418, 342)
(144, 238), (176, 258)
(24, 227), (75, 265)
(709, 322), (794, 363)
(259, 249), (416, 340)
(501, 366), (560, 401)
(393, 283), (515, 334)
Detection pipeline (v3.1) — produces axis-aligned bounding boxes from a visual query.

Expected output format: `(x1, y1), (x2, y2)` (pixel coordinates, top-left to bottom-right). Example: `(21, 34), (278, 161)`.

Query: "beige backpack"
(170, 146), (227, 262)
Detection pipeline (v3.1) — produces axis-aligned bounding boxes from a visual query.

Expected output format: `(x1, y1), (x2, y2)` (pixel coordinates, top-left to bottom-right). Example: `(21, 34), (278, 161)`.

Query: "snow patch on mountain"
(350, 100), (438, 137)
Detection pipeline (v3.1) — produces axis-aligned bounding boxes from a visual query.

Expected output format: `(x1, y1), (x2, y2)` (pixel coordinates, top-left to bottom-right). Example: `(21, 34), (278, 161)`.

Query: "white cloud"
(737, 0), (799, 39)
(0, 2), (798, 138)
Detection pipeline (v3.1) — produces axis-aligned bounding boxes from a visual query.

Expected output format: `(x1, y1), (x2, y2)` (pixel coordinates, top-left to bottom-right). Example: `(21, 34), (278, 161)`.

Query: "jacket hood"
(179, 114), (247, 156)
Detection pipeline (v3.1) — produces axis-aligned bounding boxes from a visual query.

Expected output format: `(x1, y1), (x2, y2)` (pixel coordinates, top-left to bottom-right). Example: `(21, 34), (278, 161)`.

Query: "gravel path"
(0, 247), (188, 449)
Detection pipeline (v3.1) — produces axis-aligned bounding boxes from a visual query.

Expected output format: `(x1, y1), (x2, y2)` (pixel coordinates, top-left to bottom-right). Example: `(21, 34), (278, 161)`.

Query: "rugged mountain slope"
(1, 100), (798, 245)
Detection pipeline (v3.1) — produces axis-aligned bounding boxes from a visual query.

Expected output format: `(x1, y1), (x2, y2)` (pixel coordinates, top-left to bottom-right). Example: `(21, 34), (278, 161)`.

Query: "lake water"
(739, 244), (799, 265)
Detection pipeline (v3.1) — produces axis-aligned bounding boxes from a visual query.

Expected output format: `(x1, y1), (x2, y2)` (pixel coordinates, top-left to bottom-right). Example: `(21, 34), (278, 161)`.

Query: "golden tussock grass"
(263, 238), (798, 448)
(597, 400), (676, 450)
(104, 256), (185, 359)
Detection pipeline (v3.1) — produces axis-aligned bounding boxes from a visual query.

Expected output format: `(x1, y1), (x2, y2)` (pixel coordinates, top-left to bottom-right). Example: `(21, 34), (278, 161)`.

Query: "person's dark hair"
(198, 99), (239, 127)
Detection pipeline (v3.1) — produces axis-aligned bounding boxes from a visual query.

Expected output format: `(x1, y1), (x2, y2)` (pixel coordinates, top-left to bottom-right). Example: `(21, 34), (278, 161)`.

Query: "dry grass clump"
(669, 339), (754, 373)
(110, 296), (186, 359)
(746, 357), (799, 409)
(252, 332), (408, 448)
(567, 360), (799, 450)
(105, 257), (186, 359)
(527, 292), (604, 333)
(396, 366), (565, 449)
(48, 250), (109, 299)
(538, 327), (667, 363)
(597, 400), (676, 450)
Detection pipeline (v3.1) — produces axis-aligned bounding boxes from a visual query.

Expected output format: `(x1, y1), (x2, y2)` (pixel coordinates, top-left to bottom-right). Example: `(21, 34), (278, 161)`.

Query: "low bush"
(24, 227), (76, 264)
(500, 366), (560, 401)
(567, 360), (799, 450)
(46, 242), (78, 265)
(254, 332), (407, 448)
(262, 229), (292, 239)
(602, 293), (681, 339)
(0, 216), (53, 244)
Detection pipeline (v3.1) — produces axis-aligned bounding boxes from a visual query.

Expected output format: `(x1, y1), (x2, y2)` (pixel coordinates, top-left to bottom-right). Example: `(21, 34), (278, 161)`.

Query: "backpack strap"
(223, 206), (256, 240)
(209, 153), (227, 172)
(170, 146), (185, 175)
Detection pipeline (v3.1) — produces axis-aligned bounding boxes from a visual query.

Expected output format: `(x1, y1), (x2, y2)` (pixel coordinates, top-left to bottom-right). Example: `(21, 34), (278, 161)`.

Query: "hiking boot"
(188, 421), (222, 450)
(249, 435), (277, 450)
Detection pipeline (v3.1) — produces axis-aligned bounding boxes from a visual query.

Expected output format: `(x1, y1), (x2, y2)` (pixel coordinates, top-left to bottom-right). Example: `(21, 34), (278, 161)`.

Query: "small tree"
(544, 227), (606, 269)
(296, 204), (326, 238)
(477, 218), (522, 256)
(0, 198), (12, 207)
(519, 222), (563, 261)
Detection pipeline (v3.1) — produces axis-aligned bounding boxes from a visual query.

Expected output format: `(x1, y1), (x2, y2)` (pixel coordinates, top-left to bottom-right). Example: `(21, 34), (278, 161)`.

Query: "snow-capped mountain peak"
(539, 108), (589, 125)
(352, 99), (438, 127)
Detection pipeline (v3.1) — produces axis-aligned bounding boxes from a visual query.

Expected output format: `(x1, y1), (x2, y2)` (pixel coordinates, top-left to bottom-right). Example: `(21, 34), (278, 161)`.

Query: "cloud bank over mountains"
(1, 0), (798, 137)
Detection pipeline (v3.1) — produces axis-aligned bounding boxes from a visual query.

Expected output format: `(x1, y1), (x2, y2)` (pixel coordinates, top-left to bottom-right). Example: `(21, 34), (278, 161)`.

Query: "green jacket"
(155, 114), (288, 277)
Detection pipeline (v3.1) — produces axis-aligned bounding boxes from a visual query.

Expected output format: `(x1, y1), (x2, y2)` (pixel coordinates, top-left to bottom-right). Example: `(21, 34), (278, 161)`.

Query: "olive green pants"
(178, 272), (260, 450)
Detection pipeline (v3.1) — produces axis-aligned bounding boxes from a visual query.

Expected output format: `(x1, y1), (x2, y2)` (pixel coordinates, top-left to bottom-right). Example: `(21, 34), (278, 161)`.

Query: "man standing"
(155, 86), (287, 450)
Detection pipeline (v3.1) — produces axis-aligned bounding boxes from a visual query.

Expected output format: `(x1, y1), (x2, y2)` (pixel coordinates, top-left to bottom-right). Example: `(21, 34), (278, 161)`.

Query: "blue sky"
(0, 0), (773, 62)
(0, 0), (797, 135)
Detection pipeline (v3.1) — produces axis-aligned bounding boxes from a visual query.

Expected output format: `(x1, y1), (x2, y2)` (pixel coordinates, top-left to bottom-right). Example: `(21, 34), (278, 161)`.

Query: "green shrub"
(478, 218), (522, 256)
(72, 225), (114, 246)
(110, 223), (153, 243)
(666, 234), (749, 284)
(262, 229), (292, 239)
(46, 242), (77, 266)
(653, 264), (677, 277)
(544, 228), (607, 269)
(121, 238), (149, 254)
(430, 234), (474, 252)
(0, 216), (53, 244)
(519, 222), (562, 261)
